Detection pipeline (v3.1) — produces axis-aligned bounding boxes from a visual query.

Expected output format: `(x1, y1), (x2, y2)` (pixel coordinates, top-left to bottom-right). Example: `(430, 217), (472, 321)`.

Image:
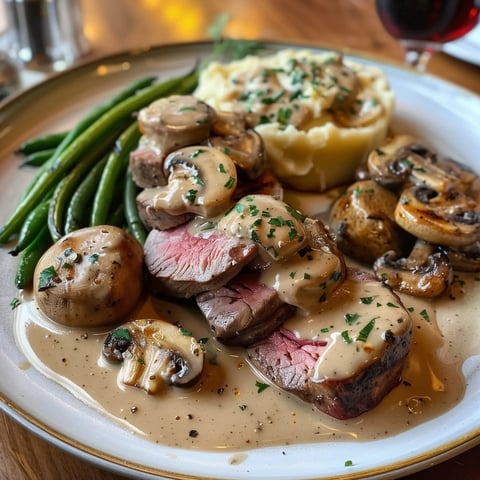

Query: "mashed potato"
(195, 49), (395, 191)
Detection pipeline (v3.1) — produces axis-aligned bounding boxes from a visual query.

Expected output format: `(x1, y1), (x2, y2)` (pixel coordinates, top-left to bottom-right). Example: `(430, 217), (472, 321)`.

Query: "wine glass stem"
(404, 48), (432, 73)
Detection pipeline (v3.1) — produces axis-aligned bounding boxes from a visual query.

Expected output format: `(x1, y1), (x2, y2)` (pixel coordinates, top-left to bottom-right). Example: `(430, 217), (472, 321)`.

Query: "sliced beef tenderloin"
(137, 188), (194, 231)
(144, 223), (257, 299)
(129, 141), (168, 189)
(196, 273), (296, 346)
(246, 273), (413, 419)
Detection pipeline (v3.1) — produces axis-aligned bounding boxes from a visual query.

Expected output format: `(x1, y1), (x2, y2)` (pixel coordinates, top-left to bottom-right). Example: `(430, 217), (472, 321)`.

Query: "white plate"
(1, 42), (480, 480)
(443, 24), (480, 66)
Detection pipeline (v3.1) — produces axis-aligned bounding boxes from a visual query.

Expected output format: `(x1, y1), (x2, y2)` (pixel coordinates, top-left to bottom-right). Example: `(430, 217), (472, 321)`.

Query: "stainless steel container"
(3, 0), (89, 70)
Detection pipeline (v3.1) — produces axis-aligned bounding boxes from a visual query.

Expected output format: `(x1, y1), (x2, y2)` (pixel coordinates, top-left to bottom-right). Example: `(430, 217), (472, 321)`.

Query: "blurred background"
(0, 0), (479, 95)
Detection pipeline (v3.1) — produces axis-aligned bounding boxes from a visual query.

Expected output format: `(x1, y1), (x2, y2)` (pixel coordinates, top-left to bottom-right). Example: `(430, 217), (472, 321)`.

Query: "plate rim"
(1, 39), (480, 480)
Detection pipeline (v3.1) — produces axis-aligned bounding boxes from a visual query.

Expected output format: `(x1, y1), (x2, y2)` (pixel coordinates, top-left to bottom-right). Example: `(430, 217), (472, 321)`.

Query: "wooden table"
(1, 1), (479, 478)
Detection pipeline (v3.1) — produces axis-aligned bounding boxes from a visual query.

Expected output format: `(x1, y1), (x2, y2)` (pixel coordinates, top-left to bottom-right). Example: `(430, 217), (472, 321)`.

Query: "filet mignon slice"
(144, 223), (257, 298)
(246, 273), (413, 419)
(196, 273), (296, 346)
(129, 143), (168, 189)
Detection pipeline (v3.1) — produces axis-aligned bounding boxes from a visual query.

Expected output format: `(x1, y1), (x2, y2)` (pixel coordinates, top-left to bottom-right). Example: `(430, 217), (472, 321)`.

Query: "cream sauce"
(12, 188), (478, 453)
(210, 53), (385, 130)
(14, 270), (475, 451)
(217, 194), (307, 260)
(280, 277), (411, 381)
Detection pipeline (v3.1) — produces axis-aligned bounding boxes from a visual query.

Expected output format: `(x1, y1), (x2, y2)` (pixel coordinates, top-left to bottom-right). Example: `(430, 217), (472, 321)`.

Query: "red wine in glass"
(375, 0), (480, 70)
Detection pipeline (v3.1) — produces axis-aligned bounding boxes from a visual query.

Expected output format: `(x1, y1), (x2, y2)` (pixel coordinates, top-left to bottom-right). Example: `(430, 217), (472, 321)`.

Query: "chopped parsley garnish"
(224, 176), (235, 189)
(235, 203), (245, 214)
(255, 381), (270, 393)
(344, 312), (360, 325)
(357, 318), (377, 342)
(285, 205), (305, 222)
(112, 328), (131, 341)
(341, 330), (353, 344)
(193, 174), (205, 186)
(277, 107), (292, 126)
(188, 148), (207, 158)
(386, 302), (399, 308)
(185, 189), (198, 204)
(10, 297), (21, 310)
(420, 309), (430, 322)
(360, 296), (375, 305)
(38, 265), (58, 291)
(88, 253), (99, 264)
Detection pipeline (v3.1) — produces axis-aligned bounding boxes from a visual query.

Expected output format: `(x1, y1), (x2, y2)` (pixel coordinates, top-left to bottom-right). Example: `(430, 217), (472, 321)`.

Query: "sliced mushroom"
(366, 135), (432, 188)
(145, 145), (238, 219)
(445, 241), (480, 272)
(103, 319), (204, 393)
(329, 180), (414, 264)
(373, 239), (452, 298)
(367, 135), (477, 193)
(211, 111), (247, 137)
(395, 186), (480, 247)
(206, 129), (266, 179)
(137, 95), (216, 154)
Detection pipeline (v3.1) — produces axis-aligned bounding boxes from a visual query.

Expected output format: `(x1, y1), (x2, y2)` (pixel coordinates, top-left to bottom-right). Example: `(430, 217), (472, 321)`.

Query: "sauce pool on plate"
(13, 267), (477, 451)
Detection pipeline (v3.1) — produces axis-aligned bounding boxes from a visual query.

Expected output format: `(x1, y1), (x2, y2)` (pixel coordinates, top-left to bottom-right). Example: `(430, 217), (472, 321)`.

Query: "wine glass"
(375, 0), (480, 72)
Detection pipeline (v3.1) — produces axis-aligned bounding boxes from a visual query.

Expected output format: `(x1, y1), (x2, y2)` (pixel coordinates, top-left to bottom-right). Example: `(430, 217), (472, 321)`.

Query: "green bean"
(124, 169), (147, 245)
(0, 70), (198, 244)
(64, 155), (108, 234)
(17, 76), (157, 204)
(90, 122), (141, 226)
(17, 131), (68, 155)
(107, 202), (125, 228)
(19, 149), (55, 168)
(48, 141), (115, 242)
(14, 225), (52, 289)
(47, 75), (157, 166)
(8, 199), (50, 256)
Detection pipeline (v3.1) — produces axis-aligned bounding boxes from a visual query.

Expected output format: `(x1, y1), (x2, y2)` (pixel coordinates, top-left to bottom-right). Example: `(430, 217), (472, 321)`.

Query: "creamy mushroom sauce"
(13, 188), (480, 452)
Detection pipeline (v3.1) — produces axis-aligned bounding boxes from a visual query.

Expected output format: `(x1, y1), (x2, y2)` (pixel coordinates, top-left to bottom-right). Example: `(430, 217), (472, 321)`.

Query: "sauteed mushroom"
(103, 318), (205, 393)
(395, 186), (480, 247)
(211, 111), (248, 137)
(33, 226), (144, 327)
(366, 135), (433, 188)
(137, 95), (216, 154)
(141, 145), (238, 220)
(329, 180), (413, 264)
(373, 239), (452, 298)
(367, 135), (477, 193)
(206, 130), (266, 179)
(445, 241), (480, 272)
